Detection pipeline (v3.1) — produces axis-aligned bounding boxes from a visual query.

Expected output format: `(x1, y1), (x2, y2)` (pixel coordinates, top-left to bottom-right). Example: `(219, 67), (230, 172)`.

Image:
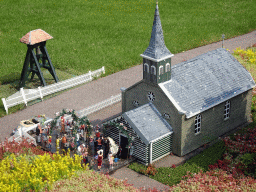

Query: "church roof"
(20, 29), (53, 45)
(140, 3), (173, 62)
(159, 48), (255, 119)
(123, 103), (173, 145)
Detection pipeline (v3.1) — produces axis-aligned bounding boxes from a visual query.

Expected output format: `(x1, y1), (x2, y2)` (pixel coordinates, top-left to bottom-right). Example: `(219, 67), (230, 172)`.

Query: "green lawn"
(0, 0), (255, 82)
(0, 0), (255, 116)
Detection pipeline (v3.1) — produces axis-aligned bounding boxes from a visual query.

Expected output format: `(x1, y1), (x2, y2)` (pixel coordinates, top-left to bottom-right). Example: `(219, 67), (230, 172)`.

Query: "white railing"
(9, 93), (122, 142)
(2, 66), (105, 114)
(78, 93), (122, 117)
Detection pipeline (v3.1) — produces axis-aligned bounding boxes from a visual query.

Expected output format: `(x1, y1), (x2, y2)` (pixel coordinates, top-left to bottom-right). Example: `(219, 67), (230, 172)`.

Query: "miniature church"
(105, 2), (255, 165)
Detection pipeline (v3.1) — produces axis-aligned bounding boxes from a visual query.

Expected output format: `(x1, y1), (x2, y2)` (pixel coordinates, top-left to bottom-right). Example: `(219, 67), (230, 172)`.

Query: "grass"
(129, 141), (226, 187)
(0, 0), (255, 116)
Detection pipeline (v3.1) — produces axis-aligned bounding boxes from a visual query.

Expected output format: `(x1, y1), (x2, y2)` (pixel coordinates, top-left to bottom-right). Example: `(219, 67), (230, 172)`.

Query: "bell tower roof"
(140, 2), (173, 62)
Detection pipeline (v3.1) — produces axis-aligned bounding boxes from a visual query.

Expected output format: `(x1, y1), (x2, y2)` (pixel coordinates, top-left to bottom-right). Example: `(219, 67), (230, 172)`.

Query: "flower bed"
(0, 138), (84, 191)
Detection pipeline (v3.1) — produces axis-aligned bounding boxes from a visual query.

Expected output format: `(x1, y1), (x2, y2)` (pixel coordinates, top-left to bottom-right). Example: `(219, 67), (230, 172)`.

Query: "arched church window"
(159, 65), (164, 75)
(151, 66), (156, 75)
(166, 63), (170, 72)
(144, 63), (149, 73)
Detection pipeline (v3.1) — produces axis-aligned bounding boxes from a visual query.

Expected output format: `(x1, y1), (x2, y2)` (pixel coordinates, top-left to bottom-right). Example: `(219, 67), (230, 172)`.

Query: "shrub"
(140, 164), (158, 176)
(170, 169), (256, 192)
(0, 151), (84, 191)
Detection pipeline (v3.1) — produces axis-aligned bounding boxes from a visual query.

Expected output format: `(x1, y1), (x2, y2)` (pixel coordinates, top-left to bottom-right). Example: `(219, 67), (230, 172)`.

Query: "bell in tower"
(140, 1), (174, 84)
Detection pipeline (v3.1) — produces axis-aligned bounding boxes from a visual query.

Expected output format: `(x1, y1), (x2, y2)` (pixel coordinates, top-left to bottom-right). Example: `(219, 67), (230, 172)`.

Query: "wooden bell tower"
(19, 29), (59, 88)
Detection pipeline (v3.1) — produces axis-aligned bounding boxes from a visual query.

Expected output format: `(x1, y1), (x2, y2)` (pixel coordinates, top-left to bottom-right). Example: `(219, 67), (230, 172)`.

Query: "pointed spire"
(140, 2), (173, 62)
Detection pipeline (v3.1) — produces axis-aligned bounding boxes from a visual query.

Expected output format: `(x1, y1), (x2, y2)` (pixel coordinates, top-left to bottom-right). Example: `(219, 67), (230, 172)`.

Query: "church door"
(120, 135), (128, 159)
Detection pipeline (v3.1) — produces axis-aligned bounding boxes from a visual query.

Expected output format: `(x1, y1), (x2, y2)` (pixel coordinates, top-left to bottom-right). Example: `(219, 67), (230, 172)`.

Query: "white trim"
(88, 71), (92, 80)
(102, 66), (105, 74)
(140, 54), (174, 62)
(159, 65), (164, 75)
(2, 98), (8, 114)
(38, 86), (43, 101)
(150, 142), (152, 164)
(224, 100), (230, 120)
(159, 82), (186, 114)
(144, 63), (149, 73)
(20, 88), (27, 106)
(166, 63), (170, 72)
(151, 66), (156, 75)
(150, 132), (172, 143)
(195, 114), (201, 134)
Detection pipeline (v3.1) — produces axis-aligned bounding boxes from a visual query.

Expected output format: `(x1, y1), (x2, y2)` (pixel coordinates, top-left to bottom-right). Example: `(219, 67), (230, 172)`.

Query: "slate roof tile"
(159, 48), (255, 118)
(123, 103), (173, 145)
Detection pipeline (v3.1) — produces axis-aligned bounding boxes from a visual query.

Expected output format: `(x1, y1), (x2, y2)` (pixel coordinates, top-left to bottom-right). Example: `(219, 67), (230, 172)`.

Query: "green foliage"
(0, 0), (255, 84)
(185, 141), (226, 171)
(240, 153), (256, 167)
(129, 140), (226, 186)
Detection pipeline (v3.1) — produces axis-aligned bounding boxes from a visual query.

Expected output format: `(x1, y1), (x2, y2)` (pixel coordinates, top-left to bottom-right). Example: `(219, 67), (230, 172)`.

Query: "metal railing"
(2, 66), (105, 114)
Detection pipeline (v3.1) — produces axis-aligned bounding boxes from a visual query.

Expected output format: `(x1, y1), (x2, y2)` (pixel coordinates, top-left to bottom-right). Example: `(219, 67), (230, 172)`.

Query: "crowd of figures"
(35, 116), (123, 171)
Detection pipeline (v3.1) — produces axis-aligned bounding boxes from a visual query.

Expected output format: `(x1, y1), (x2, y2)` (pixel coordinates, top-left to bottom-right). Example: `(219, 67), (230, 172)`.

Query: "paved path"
(0, 30), (255, 190)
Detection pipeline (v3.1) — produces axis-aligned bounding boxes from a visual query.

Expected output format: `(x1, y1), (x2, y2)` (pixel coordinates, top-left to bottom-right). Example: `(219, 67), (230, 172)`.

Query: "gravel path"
(0, 30), (255, 190)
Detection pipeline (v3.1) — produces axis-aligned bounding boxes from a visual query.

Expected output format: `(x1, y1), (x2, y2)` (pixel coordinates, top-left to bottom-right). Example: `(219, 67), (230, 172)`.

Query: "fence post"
(102, 66), (105, 74)
(1, 98), (8, 114)
(20, 88), (27, 106)
(38, 86), (43, 101)
(89, 71), (92, 81)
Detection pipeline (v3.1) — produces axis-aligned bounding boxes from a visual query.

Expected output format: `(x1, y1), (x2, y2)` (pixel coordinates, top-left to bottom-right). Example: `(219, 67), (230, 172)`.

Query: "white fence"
(8, 93), (122, 142)
(2, 67), (105, 114)
(78, 94), (122, 117)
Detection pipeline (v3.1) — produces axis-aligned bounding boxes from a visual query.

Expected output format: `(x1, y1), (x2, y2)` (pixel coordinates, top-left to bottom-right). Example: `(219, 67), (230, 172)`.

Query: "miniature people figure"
(77, 143), (83, 156)
(95, 130), (100, 139)
(43, 128), (48, 148)
(62, 134), (67, 155)
(79, 133), (84, 143)
(89, 137), (95, 157)
(82, 148), (89, 168)
(118, 145), (122, 159)
(56, 135), (60, 152)
(36, 125), (40, 136)
(76, 132), (80, 147)
(80, 124), (85, 136)
(108, 151), (113, 169)
(97, 136), (102, 150)
(60, 116), (65, 135)
(48, 136), (52, 151)
(97, 151), (103, 171)
(129, 143), (134, 159)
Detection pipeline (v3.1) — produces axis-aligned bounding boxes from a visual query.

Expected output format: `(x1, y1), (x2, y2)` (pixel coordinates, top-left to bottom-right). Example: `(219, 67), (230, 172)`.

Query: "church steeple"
(140, 1), (174, 84)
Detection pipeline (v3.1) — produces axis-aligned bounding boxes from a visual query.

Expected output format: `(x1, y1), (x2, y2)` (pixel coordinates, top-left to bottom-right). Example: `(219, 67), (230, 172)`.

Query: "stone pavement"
(0, 30), (255, 190)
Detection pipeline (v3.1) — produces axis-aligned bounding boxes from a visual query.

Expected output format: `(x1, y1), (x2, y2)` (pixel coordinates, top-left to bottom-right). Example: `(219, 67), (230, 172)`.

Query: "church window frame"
(144, 63), (149, 73)
(132, 100), (139, 107)
(147, 92), (155, 102)
(166, 63), (170, 72)
(159, 65), (164, 75)
(151, 66), (156, 75)
(224, 100), (230, 120)
(195, 114), (201, 135)
(163, 113), (170, 119)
